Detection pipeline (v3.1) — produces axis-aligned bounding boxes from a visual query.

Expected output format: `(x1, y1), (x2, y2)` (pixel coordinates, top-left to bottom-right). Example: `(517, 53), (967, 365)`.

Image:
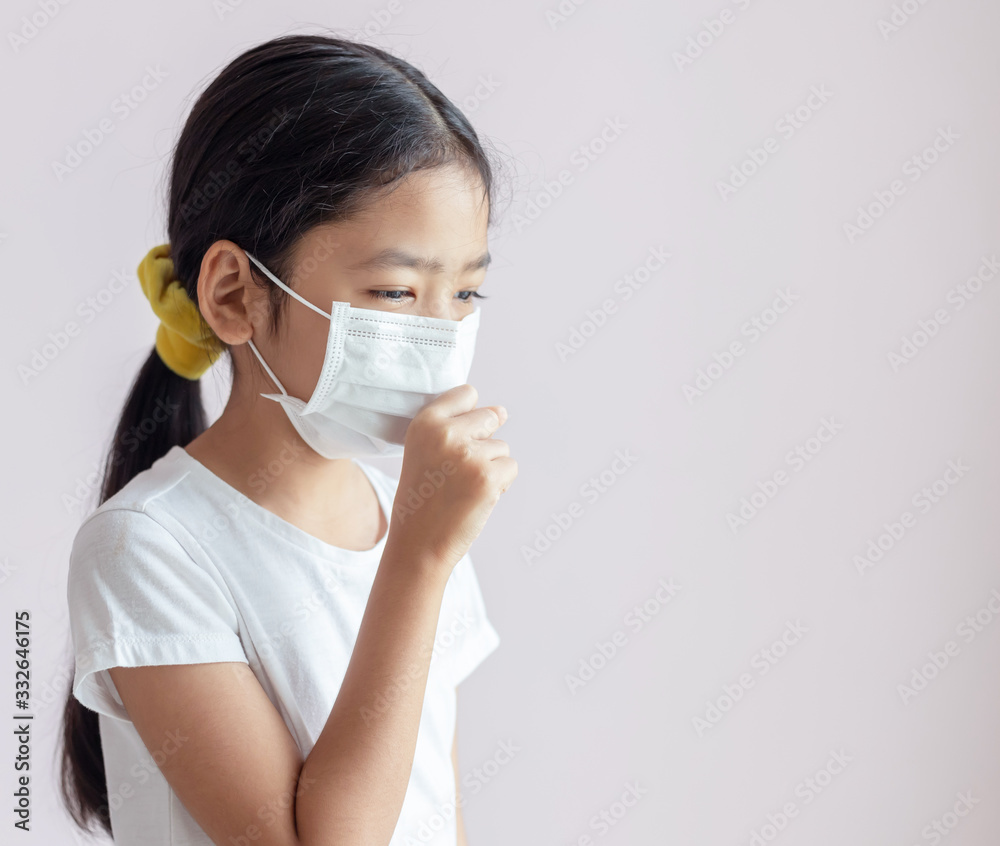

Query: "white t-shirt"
(66, 444), (500, 846)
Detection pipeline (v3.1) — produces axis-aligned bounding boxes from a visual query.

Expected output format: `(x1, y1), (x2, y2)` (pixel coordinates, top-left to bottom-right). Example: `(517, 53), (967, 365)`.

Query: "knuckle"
(410, 407), (434, 431)
(459, 440), (476, 465)
(441, 425), (473, 464)
(474, 463), (495, 493)
(458, 383), (478, 404)
(438, 422), (457, 448)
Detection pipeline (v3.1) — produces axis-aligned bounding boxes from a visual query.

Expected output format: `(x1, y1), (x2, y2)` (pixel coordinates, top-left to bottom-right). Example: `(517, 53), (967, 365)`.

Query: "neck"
(182, 379), (358, 516)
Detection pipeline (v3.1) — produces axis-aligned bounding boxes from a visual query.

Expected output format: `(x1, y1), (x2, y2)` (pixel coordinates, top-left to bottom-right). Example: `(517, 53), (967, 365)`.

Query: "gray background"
(3, 0), (999, 843)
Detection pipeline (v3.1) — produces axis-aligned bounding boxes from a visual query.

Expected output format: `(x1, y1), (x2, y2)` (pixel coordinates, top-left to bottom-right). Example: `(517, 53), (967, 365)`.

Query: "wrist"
(380, 534), (454, 587)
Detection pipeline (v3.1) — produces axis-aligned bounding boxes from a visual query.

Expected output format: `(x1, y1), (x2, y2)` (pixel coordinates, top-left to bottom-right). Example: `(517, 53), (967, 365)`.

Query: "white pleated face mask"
(243, 251), (481, 459)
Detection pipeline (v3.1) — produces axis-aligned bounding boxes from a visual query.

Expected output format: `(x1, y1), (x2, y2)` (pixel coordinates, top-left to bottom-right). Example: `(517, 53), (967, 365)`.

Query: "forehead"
(296, 165), (489, 271)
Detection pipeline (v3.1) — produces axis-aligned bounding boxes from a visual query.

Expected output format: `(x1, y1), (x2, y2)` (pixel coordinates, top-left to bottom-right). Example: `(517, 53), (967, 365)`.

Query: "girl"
(59, 33), (516, 846)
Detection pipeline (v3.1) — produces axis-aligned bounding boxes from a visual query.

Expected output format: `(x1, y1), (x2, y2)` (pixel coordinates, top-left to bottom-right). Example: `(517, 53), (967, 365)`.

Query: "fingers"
(476, 438), (510, 461)
(418, 384), (509, 448)
(491, 455), (519, 494)
(457, 406), (508, 441)
(424, 383), (480, 419)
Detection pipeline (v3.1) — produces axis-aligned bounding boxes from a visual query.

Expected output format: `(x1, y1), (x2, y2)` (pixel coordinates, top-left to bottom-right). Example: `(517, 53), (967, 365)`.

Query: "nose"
(420, 291), (457, 321)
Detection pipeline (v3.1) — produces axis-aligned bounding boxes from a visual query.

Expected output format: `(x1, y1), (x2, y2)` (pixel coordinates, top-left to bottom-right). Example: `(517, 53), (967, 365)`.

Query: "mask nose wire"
(243, 250), (333, 398)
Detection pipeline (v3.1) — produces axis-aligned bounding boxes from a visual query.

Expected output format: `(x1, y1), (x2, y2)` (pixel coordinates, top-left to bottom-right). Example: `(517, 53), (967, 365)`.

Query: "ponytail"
(99, 349), (210, 504)
(59, 348), (213, 836)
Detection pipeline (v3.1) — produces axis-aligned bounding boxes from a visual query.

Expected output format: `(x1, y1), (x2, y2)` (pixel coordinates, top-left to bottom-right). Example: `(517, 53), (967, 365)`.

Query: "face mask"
(243, 251), (481, 460)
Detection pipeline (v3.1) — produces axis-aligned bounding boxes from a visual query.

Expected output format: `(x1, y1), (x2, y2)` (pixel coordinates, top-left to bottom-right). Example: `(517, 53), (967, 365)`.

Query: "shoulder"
(94, 445), (196, 514)
(68, 446), (210, 570)
(67, 506), (191, 598)
(66, 495), (242, 646)
(67, 447), (217, 594)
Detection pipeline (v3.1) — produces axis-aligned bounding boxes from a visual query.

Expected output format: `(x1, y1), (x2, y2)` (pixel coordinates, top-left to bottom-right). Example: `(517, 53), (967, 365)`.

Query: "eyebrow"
(349, 247), (492, 274)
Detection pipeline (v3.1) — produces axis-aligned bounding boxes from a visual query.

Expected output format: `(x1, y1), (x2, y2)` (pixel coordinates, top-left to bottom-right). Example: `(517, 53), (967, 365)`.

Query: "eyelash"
(368, 290), (488, 302)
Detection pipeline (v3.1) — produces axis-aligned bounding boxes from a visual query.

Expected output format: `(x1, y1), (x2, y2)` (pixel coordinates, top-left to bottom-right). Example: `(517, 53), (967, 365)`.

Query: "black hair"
(58, 31), (504, 837)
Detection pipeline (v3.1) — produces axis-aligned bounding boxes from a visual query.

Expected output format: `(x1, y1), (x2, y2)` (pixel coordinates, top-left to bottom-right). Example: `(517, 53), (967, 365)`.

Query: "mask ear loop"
(243, 250), (333, 399)
(245, 251), (332, 319)
(246, 338), (288, 397)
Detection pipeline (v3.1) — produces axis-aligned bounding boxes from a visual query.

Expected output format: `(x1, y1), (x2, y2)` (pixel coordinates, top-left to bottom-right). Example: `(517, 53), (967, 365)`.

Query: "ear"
(197, 241), (266, 345)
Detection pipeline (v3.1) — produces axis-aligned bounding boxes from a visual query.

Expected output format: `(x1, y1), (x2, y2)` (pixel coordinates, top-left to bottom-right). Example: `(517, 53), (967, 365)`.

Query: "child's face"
(285, 161), (491, 322)
(203, 161), (490, 404)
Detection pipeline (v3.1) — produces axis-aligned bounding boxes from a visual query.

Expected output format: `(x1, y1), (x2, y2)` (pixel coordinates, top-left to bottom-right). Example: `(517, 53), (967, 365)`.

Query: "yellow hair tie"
(137, 244), (226, 380)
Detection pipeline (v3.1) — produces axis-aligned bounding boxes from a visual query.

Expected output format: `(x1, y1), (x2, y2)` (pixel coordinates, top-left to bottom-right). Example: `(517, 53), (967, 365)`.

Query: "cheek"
(278, 318), (330, 400)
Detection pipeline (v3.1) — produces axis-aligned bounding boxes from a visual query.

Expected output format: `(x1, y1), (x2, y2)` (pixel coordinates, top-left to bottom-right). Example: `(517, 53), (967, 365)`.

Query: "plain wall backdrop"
(3, 0), (1000, 843)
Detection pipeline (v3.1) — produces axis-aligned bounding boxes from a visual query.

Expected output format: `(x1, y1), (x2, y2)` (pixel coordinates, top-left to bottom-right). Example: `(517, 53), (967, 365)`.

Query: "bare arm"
(296, 540), (451, 843)
(109, 540), (450, 846)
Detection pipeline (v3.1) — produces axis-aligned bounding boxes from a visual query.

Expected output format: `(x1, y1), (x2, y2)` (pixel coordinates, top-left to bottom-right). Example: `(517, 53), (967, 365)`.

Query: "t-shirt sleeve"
(66, 507), (248, 722)
(444, 554), (501, 687)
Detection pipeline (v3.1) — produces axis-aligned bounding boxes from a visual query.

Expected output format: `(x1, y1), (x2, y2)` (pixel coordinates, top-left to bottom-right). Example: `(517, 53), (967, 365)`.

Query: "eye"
(368, 290), (488, 302)
(368, 290), (413, 302)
